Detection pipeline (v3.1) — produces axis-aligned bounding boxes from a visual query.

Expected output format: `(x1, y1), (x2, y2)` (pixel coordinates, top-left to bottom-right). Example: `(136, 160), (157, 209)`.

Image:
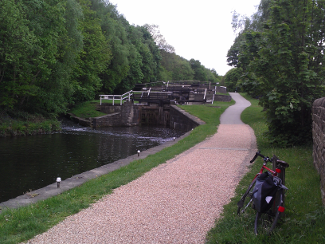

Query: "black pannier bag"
(253, 172), (278, 213)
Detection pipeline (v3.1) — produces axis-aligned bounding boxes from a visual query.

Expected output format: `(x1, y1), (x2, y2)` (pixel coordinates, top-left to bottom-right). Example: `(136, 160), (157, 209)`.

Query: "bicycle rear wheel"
(237, 178), (257, 215)
(254, 189), (284, 235)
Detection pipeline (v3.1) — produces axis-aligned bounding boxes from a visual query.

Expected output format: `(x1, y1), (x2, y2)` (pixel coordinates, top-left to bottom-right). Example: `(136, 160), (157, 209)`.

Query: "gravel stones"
(25, 123), (257, 244)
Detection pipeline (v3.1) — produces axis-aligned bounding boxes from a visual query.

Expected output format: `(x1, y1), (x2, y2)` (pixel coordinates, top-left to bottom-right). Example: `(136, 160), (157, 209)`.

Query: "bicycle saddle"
(276, 160), (289, 168)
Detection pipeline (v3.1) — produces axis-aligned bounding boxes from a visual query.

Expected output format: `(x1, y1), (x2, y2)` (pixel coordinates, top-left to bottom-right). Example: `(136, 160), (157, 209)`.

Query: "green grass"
(0, 119), (61, 137)
(69, 100), (107, 118)
(206, 94), (325, 244)
(0, 100), (234, 244)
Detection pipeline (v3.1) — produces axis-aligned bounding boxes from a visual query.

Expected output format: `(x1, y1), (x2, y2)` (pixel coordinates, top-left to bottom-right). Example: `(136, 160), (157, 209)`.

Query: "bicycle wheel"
(254, 189), (284, 235)
(237, 178), (257, 215)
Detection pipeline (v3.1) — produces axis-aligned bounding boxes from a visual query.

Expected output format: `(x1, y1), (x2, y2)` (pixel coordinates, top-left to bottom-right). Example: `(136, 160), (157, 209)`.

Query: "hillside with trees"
(226, 0), (325, 146)
(0, 0), (220, 122)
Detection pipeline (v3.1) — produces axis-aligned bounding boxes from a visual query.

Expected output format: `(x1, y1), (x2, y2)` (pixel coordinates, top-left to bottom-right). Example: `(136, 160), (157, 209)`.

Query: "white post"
(113, 96), (115, 105)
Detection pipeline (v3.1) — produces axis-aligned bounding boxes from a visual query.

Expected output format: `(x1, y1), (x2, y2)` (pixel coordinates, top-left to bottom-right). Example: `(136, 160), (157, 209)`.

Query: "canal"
(0, 118), (187, 203)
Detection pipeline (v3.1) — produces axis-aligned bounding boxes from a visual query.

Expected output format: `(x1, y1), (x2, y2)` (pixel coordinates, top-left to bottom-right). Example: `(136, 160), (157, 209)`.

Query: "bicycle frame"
(251, 163), (277, 183)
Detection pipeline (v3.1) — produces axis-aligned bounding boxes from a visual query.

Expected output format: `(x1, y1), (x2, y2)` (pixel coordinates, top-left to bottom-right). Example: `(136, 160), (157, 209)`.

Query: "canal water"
(0, 118), (187, 203)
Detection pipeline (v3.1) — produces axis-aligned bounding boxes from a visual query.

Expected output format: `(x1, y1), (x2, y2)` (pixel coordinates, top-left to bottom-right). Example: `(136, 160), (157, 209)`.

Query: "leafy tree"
(144, 24), (175, 53)
(98, 10), (129, 94)
(237, 0), (325, 145)
(211, 69), (221, 83)
(0, 0), (83, 115)
(159, 51), (194, 81)
(224, 68), (242, 92)
(0, 0), (36, 109)
(190, 59), (207, 81)
(205, 69), (219, 83)
(71, 0), (111, 103)
(137, 26), (161, 84)
(114, 25), (144, 93)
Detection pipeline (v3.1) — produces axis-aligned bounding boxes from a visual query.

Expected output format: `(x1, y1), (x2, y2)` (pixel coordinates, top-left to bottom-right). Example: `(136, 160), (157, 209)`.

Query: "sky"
(108, 0), (261, 76)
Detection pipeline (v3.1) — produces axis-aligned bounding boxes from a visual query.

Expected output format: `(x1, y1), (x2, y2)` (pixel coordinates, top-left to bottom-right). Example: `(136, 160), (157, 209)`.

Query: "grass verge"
(206, 94), (325, 244)
(68, 100), (107, 118)
(0, 100), (234, 244)
(0, 111), (61, 137)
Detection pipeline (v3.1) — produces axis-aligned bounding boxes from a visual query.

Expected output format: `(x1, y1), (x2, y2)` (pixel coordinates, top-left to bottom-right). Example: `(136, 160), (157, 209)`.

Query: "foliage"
(159, 51), (194, 81)
(0, 0), (221, 122)
(0, 111), (61, 137)
(228, 0), (325, 146)
(206, 94), (324, 244)
(144, 24), (175, 53)
(71, 0), (112, 103)
(189, 59), (208, 81)
(223, 68), (242, 92)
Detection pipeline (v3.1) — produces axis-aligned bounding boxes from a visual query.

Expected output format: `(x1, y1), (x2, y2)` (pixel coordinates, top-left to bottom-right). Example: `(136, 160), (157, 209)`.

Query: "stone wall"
(89, 102), (205, 132)
(169, 105), (205, 131)
(312, 97), (325, 205)
(214, 95), (232, 102)
(91, 102), (140, 127)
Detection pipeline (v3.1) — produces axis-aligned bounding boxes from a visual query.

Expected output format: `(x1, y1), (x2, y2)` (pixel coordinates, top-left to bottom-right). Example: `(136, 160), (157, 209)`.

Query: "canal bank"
(0, 107), (205, 212)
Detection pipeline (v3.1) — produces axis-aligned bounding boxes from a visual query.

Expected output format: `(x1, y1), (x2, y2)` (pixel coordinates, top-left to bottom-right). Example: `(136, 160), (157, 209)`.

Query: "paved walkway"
(25, 93), (257, 244)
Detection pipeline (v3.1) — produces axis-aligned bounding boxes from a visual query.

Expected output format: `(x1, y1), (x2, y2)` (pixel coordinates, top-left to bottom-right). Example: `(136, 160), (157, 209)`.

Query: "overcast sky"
(108, 0), (261, 76)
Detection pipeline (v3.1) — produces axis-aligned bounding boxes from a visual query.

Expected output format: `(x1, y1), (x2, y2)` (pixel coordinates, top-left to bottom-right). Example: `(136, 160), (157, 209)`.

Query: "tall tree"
(190, 59), (207, 81)
(0, 0), (83, 115)
(0, 0), (36, 109)
(144, 24), (175, 53)
(71, 0), (111, 103)
(238, 0), (325, 145)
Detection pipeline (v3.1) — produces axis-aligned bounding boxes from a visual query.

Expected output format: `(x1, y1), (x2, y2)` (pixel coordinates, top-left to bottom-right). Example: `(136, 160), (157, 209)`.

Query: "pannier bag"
(253, 172), (278, 213)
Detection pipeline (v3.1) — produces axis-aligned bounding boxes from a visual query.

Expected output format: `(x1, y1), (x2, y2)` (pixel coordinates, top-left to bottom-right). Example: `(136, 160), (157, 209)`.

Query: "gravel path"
(24, 93), (257, 244)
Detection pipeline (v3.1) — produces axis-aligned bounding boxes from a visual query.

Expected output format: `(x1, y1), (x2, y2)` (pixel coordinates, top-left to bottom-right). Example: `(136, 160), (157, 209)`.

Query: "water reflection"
(0, 119), (187, 203)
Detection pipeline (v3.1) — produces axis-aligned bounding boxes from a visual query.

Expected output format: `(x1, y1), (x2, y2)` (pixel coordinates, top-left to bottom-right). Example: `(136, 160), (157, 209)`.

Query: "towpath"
(25, 92), (257, 244)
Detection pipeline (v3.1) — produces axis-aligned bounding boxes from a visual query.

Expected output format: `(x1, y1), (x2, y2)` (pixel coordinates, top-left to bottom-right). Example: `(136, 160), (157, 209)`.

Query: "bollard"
(173, 137), (176, 141)
(56, 177), (61, 188)
(137, 150), (140, 157)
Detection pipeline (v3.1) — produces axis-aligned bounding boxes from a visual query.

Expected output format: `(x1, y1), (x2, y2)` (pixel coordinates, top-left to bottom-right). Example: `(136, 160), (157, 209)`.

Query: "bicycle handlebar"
(250, 151), (268, 163)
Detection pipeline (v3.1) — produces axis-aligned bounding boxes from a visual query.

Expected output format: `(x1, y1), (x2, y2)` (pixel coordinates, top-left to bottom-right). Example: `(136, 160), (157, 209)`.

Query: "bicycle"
(237, 151), (289, 235)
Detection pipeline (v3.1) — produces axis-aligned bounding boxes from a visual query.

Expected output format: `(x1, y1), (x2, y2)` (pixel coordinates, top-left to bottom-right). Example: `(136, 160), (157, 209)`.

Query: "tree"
(71, 0), (111, 103)
(0, 0), (83, 115)
(143, 24), (175, 53)
(224, 68), (242, 92)
(0, 0), (36, 109)
(159, 50), (194, 81)
(190, 59), (207, 81)
(237, 0), (325, 145)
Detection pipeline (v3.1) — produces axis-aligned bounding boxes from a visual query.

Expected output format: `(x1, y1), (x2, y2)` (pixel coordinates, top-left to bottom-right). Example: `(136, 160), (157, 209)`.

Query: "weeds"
(0, 111), (61, 137)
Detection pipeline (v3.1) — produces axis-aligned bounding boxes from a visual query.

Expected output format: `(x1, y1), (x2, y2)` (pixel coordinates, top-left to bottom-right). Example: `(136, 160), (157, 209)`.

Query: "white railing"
(99, 90), (133, 105)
